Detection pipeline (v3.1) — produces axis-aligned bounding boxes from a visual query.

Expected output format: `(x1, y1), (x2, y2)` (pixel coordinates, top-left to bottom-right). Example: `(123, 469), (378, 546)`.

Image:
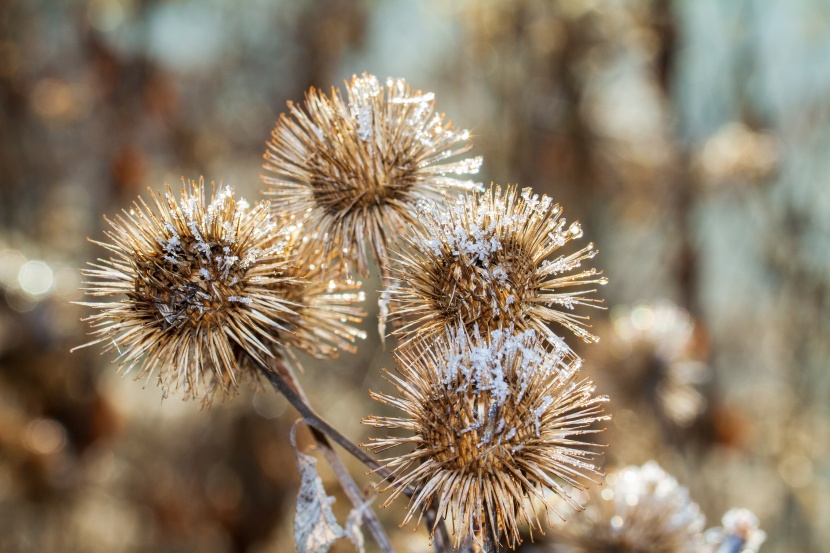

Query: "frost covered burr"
(74, 179), (365, 403)
(262, 72), (483, 277)
(551, 461), (706, 553)
(363, 327), (609, 549)
(386, 184), (606, 355)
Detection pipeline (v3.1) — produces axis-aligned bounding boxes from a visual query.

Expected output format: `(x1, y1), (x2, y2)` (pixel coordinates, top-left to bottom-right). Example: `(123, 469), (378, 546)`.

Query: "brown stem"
(258, 358), (396, 481)
(259, 356), (452, 552)
(257, 358), (395, 553)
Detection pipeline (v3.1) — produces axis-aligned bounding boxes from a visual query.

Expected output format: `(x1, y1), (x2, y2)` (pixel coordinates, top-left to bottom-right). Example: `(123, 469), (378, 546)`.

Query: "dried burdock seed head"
(75, 179), (293, 402)
(386, 184), (606, 355)
(363, 326), (609, 549)
(262, 72), (483, 277)
(552, 461), (706, 553)
(75, 179), (365, 404)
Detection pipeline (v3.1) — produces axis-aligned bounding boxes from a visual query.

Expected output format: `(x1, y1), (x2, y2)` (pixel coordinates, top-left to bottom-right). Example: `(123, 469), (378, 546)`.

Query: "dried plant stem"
(258, 358), (395, 553)
(481, 519), (500, 553)
(258, 358), (453, 553)
(260, 357), (391, 479)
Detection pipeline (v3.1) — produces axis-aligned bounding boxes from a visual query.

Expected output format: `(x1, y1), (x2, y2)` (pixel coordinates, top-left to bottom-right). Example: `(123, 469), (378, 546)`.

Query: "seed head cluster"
(262, 72), (483, 277)
(75, 75), (615, 552)
(364, 327), (609, 549)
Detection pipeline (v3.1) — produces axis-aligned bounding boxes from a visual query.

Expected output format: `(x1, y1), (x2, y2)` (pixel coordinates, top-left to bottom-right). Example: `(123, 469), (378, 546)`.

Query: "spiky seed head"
(552, 461), (706, 553)
(386, 184), (606, 357)
(363, 327), (609, 549)
(75, 179), (365, 404)
(262, 72), (483, 277)
(75, 179), (293, 402)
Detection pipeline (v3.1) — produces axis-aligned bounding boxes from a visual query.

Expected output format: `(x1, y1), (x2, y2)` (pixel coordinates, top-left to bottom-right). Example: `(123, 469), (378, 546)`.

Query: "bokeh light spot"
(18, 260), (54, 297)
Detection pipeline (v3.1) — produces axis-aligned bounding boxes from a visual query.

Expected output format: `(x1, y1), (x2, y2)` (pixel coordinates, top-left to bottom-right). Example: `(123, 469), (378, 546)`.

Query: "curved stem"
(258, 358), (395, 480)
(257, 358), (395, 553)
(259, 356), (452, 552)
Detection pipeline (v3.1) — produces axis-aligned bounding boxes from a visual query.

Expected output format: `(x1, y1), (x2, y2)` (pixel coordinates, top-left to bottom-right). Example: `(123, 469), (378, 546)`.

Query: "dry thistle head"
(363, 327), (609, 549)
(552, 461), (706, 553)
(262, 72), (483, 277)
(75, 179), (365, 403)
(386, 184), (606, 355)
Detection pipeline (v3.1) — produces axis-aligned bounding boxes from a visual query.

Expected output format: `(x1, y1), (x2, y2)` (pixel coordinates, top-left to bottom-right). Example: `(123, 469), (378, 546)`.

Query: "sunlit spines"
(385, 184), (606, 357)
(363, 327), (609, 549)
(278, 220), (368, 359)
(76, 179), (296, 404)
(262, 72), (483, 277)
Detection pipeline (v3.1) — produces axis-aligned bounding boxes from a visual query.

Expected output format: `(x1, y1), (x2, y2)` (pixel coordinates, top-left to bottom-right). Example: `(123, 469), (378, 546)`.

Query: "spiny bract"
(262, 72), (483, 277)
(75, 179), (365, 403)
(386, 184), (606, 357)
(363, 326), (609, 549)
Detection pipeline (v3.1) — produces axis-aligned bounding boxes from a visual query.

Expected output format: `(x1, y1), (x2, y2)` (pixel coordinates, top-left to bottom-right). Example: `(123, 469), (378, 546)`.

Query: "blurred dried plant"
(695, 123), (779, 188)
(702, 508), (767, 553)
(551, 461), (706, 553)
(609, 302), (710, 428)
(364, 326), (609, 549)
(262, 72), (483, 277)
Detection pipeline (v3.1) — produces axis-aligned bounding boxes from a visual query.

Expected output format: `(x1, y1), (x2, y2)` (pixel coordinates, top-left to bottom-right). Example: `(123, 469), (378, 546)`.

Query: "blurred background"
(1, 0), (829, 551)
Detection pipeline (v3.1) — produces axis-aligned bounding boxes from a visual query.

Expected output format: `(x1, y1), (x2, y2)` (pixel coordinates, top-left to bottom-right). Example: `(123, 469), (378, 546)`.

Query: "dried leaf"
(291, 424), (368, 553)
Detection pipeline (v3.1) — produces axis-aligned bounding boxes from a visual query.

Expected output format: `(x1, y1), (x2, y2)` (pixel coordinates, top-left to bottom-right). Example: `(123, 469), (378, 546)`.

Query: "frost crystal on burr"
(386, 184), (606, 356)
(363, 327), (608, 549)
